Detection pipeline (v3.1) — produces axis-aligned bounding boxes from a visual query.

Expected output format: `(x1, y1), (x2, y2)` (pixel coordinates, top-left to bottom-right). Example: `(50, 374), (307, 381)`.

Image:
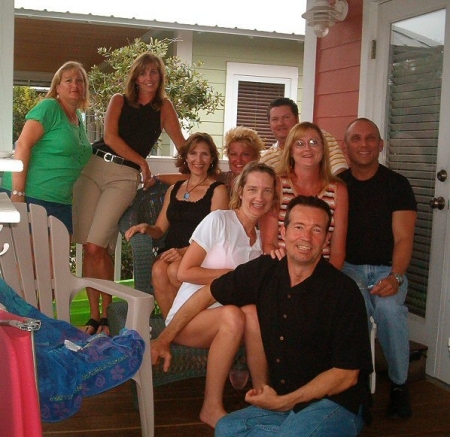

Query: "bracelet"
(12, 190), (25, 197)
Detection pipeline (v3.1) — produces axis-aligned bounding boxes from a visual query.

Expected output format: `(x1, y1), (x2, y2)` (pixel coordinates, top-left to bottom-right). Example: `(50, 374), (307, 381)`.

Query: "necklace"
(184, 176), (208, 200)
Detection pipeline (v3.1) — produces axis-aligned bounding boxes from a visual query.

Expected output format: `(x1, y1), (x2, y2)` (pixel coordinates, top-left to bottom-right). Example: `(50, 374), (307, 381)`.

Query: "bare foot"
(200, 404), (227, 429)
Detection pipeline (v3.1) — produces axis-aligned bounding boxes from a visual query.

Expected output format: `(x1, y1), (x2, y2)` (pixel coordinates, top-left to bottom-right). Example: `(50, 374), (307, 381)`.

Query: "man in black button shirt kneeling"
(152, 195), (373, 436)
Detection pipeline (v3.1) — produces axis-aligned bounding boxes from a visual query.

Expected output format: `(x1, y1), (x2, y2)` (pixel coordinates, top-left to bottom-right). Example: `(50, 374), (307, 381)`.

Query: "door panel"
(386, 13), (445, 317)
(372, 0), (450, 384)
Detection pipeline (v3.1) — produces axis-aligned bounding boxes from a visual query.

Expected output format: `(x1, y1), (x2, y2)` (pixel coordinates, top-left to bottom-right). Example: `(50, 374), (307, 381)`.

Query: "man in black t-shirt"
(151, 196), (372, 435)
(341, 118), (417, 420)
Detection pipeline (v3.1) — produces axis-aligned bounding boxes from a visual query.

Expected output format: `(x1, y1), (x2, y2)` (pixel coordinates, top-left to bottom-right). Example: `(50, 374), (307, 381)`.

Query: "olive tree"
(13, 86), (42, 143)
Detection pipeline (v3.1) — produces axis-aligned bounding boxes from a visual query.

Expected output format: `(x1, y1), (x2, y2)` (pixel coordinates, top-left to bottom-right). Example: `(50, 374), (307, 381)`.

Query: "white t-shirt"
(165, 209), (262, 325)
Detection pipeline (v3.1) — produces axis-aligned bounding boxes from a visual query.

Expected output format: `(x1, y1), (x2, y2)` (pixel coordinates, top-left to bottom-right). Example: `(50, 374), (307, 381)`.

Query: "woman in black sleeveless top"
(125, 132), (229, 318)
(72, 52), (185, 335)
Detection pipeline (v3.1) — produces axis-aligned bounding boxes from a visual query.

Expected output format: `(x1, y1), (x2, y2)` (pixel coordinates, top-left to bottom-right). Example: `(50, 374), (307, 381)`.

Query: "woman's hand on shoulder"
(140, 162), (153, 190)
(268, 247), (286, 260)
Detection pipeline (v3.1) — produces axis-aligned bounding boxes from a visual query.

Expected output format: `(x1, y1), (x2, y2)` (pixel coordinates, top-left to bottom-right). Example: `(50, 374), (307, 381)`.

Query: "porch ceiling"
(13, 9), (303, 86)
(14, 16), (173, 85)
(14, 8), (304, 85)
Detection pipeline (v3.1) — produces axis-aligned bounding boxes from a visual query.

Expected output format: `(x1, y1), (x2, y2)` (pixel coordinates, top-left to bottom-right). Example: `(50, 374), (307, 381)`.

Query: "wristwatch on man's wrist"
(389, 272), (404, 286)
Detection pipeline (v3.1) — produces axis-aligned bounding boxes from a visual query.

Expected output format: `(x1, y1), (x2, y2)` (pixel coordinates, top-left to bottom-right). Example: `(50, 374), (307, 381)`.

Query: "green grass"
(70, 279), (134, 326)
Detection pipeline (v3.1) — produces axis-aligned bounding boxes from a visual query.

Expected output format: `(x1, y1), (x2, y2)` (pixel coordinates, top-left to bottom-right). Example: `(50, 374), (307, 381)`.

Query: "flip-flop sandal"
(84, 318), (100, 335)
(99, 318), (110, 335)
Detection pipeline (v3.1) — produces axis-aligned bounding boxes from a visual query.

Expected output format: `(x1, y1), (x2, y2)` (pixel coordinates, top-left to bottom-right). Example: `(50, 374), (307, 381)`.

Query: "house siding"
(191, 33), (304, 153)
(314, 0), (363, 143)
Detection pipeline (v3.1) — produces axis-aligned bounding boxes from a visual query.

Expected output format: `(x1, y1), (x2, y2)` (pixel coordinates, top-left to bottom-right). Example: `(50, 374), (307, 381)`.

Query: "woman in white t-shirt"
(164, 161), (278, 429)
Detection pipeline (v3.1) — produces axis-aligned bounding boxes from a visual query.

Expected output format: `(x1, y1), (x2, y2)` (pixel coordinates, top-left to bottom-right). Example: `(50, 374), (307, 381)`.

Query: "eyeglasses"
(293, 139), (323, 148)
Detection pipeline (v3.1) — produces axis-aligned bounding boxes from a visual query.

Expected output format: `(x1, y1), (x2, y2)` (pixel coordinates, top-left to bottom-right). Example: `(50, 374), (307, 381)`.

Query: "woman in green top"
(1, 61), (92, 233)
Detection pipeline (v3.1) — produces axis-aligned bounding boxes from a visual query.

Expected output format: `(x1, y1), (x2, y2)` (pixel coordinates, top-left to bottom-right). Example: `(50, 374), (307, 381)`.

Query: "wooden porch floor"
(42, 373), (450, 437)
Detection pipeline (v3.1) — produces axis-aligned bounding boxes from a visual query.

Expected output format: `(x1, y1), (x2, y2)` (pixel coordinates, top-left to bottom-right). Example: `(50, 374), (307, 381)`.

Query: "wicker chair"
(108, 306), (222, 387)
(117, 181), (169, 295)
(109, 180), (220, 387)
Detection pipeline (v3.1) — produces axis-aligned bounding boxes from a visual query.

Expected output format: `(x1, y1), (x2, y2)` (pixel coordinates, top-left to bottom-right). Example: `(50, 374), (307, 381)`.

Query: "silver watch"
(389, 272), (404, 286)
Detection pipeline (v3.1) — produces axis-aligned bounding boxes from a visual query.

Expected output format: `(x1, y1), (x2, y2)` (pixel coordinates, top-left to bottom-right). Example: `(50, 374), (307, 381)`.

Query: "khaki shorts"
(72, 155), (140, 250)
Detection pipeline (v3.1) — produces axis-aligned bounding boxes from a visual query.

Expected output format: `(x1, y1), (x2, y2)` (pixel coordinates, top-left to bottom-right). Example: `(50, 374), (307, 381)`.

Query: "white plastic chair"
(370, 316), (377, 394)
(0, 203), (155, 437)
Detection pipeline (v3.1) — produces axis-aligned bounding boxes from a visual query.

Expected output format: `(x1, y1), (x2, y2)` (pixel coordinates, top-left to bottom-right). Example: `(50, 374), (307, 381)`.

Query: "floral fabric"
(0, 279), (145, 422)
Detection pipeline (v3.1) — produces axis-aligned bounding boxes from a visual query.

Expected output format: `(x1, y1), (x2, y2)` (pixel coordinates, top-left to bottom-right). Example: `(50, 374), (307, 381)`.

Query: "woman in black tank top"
(125, 132), (229, 318)
(73, 52), (186, 335)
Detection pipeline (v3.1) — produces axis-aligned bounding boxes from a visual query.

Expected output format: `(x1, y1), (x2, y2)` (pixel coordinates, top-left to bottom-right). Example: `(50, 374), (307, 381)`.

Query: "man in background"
(260, 97), (348, 175)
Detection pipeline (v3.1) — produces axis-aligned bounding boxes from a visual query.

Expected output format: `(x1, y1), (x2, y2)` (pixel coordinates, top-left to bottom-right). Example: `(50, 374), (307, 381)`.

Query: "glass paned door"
(386, 10), (445, 316)
(373, 0), (450, 384)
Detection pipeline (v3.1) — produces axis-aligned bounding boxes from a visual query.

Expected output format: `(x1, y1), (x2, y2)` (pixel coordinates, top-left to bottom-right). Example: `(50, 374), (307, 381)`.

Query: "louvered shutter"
(386, 44), (443, 317)
(236, 81), (285, 149)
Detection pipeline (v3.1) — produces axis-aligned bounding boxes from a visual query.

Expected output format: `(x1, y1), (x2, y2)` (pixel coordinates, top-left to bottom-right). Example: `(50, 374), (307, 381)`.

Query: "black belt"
(93, 149), (140, 171)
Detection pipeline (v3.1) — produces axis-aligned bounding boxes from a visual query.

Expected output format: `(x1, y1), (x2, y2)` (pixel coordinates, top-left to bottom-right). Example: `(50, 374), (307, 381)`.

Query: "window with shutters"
(236, 81), (284, 148)
(224, 63), (299, 149)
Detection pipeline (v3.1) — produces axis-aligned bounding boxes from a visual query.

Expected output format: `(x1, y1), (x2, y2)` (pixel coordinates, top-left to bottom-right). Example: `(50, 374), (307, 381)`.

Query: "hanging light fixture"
(302, 0), (349, 38)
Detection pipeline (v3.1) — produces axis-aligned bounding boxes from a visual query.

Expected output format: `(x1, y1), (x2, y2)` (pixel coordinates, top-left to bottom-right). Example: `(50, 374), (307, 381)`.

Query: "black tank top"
(161, 180), (224, 252)
(93, 96), (162, 158)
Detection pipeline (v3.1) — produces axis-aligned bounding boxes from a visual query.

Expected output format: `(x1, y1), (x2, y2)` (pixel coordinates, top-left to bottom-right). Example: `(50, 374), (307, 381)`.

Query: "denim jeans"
(215, 400), (364, 437)
(342, 262), (409, 385)
(0, 188), (73, 234)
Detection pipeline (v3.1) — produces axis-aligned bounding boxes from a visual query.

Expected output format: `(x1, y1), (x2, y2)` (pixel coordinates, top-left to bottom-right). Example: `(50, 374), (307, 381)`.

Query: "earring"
(289, 157), (295, 169)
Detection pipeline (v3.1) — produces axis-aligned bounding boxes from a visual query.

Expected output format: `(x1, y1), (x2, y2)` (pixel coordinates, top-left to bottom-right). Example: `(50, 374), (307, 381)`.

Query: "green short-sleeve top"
(2, 98), (92, 204)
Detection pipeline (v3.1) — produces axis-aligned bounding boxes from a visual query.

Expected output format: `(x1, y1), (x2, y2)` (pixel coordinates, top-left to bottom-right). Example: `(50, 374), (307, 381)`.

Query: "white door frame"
(360, 0), (450, 383)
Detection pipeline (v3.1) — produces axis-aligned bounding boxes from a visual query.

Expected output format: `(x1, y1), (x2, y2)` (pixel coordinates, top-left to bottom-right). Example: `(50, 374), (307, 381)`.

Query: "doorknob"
(437, 169), (448, 182)
(430, 197), (446, 210)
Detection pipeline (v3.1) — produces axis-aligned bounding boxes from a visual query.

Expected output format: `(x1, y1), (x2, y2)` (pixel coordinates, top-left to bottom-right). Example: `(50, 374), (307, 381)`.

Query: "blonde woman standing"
(1, 61), (91, 233)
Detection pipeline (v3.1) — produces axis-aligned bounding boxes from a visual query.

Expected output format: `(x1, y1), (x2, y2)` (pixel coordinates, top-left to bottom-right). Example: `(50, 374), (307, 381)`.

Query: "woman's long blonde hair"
(277, 122), (338, 187)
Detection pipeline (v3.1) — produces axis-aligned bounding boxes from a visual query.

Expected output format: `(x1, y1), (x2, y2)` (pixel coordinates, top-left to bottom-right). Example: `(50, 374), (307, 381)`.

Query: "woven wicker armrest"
(108, 303), (245, 388)
(118, 181), (169, 295)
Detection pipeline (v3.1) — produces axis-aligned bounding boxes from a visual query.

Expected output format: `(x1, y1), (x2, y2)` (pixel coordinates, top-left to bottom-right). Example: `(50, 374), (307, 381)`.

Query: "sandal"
(84, 318), (100, 335)
(98, 317), (110, 336)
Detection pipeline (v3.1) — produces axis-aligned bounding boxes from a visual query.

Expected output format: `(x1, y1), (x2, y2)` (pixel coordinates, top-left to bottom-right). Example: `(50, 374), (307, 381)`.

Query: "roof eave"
(15, 8), (305, 42)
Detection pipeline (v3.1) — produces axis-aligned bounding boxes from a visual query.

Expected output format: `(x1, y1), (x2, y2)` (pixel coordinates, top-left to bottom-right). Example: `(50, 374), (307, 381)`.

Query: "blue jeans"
(0, 188), (73, 234)
(342, 262), (409, 385)
(215, 400), (364, 437)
